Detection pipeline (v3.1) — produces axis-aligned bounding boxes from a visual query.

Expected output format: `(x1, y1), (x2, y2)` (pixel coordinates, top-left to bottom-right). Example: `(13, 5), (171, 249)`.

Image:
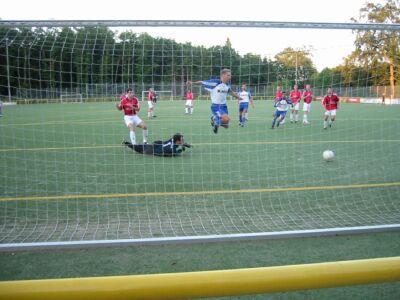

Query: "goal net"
(0, 21), (399, 248)
(60, 93), (83, 103)
(141, 90), (174, 101)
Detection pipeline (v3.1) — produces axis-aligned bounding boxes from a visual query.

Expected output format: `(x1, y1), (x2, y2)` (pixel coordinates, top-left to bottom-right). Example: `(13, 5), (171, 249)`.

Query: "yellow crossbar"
(1, 257), (399, 300)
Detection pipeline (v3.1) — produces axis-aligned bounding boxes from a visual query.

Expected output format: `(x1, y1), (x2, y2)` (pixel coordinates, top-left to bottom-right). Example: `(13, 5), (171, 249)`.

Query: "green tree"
(351, 0), (400, 98)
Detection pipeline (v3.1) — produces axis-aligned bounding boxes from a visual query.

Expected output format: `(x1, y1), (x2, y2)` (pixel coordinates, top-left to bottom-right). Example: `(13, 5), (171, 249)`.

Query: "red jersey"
(147, 90), (155, 101)
(303, 90), (313, 104)
(186, 91), (193, 100)
(118, 95), (139, 115)
(275, 91), (283, 100)
(290, 90), (301, 104)
(322, 94), (339, 111)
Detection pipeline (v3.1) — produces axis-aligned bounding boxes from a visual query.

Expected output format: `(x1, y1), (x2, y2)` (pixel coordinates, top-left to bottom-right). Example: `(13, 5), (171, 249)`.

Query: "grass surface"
(0, 100), (399, 298)
(0, 100), (399, 242)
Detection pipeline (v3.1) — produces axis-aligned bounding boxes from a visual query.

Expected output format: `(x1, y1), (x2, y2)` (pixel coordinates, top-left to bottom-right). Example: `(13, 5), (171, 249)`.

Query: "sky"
(0, 0), (385, 71)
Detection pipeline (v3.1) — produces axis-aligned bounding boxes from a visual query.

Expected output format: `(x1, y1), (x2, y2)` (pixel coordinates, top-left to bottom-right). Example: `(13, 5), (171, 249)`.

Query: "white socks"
(142, 129), (148, 143)
(130, 131), (136, 145)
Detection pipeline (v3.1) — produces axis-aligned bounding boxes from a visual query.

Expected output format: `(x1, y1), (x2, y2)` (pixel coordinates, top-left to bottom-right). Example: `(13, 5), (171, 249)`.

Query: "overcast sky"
(1, 0), (385, 71)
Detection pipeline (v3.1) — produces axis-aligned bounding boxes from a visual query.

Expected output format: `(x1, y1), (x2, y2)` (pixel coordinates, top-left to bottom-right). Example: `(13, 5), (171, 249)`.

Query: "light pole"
(6, 38), (12, 102)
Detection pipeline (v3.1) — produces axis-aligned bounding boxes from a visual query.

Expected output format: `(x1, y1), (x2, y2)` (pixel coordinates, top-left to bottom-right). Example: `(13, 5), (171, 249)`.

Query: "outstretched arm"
(229, 89), (242, 100)
(250, 96), (255, 108)
(187, 80), (203, 85)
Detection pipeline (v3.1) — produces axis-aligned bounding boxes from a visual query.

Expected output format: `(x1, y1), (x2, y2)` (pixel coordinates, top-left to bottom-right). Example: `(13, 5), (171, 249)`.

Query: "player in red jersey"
(147, 87), (157, 118)
(117, 87), (148, 145)
(289, 84), (302, 123)
(275, 86), (283, 100)
(185, 89), (194, 114)
(301, 84), (313, 124)
(322, 87), (339, 129)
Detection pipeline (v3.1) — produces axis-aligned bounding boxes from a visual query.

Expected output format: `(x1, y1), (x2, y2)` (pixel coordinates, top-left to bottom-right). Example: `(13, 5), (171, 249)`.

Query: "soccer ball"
(323, 150), (334, 161)
(220, 114), (230, 125)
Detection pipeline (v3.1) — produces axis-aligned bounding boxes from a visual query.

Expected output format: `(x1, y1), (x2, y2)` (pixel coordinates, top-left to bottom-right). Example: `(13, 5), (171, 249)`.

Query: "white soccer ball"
(323, 150), (334, 161)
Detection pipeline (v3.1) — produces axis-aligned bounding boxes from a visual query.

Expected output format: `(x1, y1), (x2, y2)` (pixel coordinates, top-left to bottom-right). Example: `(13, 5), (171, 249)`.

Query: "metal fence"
(11, 83), (400, 102)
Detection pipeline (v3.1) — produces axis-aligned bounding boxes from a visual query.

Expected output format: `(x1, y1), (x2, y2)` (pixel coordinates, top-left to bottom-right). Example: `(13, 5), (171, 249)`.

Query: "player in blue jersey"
(237, 83), (254, 127)
(272, 91), (292, 129)
(188, 69), (242, 134)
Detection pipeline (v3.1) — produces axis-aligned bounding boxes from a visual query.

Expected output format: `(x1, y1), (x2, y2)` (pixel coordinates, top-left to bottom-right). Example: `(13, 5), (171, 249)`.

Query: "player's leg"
(147, 101), (153, 118)
(220, 105), (230, 129)
(323, 111), (330, 129)
(185, 100), (190, 114)
(242, 103), (249, 125)
(290, 108), (294, 122)
(190, 104), (193, 114)
(124, 116), (137, 144)
(238, 104), (244, 126)
(210, 104), (220, 133)
(303, 103), (311, 124)
(329, 110), (336, 127)
(294, 103), (300, 122)
(242, 108), (248, 125)
(151, 103), (156, 118)
(128, 124), (136, 144)
(271, 111), (279, 128)
(136, 120), (148, 144)
(277, 112), (286, 127)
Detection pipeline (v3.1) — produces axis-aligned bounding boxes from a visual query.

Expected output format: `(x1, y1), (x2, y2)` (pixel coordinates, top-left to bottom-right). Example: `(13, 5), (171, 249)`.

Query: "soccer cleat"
(213, 125), (219, 134)
(210, 116), (215, 126)
(323, 126), (327, 130)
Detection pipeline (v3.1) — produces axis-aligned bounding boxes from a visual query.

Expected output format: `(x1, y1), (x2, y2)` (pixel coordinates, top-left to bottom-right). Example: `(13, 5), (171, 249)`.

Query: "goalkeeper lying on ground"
(123, 133), (191, 157)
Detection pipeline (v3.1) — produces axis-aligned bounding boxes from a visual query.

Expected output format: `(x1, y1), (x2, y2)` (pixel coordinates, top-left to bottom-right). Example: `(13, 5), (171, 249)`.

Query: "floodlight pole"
(6, 38), (11, 102)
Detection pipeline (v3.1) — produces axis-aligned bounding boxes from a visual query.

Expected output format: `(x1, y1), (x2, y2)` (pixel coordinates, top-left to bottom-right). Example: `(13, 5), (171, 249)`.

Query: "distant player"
(116, 88), (148, 145)
(289, 84), (301, 123)
(302, 84), (313, 124)
(237, 83), (254, 127)
(147, 87), (157, 118)
(275, 86), (283, 100)
(188, 68), (242, 134)
(0, 99), (3, 117)
(185, 89), (194, 114)
(322, 87), (339, 129)
(272, 91), (292, 129)
(123, 133), (191, 157)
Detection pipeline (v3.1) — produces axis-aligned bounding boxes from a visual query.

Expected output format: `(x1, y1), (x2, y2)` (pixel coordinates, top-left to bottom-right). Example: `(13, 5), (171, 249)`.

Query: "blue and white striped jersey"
(238, 90), (252, 103)
(202, 79), (231, 105)
(274, 98), (292, 112)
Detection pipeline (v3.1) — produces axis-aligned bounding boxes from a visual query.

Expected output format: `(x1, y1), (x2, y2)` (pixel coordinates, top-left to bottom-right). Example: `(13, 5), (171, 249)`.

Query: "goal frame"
(1, 19), (399, 250)
(141, 90), (174, 101)
(60, 93), (83, 104)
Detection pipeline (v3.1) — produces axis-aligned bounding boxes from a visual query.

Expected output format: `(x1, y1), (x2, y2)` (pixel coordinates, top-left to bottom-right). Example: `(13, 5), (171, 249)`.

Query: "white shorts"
(292, 102), (300, 110)
(324, 109), (337, 117)
(124, 115), (143, 127)
(147, 101), (154, 109)
(185, 100), (193, 106)
(303, 102), (312, 112)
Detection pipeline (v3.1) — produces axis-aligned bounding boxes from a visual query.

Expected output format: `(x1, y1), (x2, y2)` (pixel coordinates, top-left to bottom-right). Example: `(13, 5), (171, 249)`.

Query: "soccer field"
(0, 100), (400, 244)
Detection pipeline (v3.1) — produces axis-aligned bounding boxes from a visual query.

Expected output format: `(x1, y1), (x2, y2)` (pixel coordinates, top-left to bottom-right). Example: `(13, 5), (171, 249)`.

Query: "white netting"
(0, 23), (399, 246)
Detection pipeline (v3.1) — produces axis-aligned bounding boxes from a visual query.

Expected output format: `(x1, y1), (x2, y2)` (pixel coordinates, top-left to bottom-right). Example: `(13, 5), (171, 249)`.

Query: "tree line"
(0, 1), (398, 98)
